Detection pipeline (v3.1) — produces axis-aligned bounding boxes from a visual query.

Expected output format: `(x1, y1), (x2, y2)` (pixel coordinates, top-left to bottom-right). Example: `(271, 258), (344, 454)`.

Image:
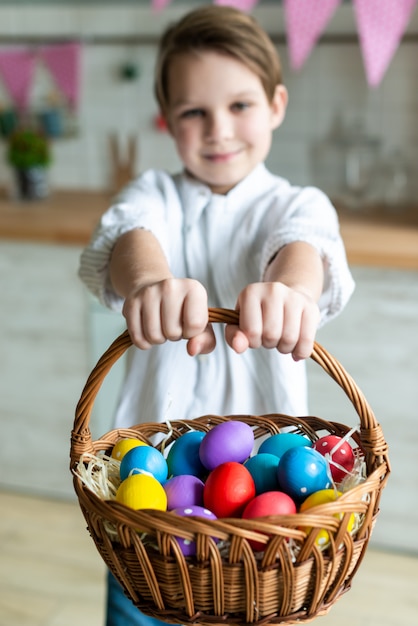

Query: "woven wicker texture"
(70, 308), (390, 625)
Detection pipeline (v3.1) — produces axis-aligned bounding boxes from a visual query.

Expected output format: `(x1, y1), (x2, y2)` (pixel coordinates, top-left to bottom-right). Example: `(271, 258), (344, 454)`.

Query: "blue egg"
(166, 431), (206, 478)
(244, 453), (280, 494)
(120, 445), (168, 483)
(258, 432), (311, 460)
(277, 446), (331, 500)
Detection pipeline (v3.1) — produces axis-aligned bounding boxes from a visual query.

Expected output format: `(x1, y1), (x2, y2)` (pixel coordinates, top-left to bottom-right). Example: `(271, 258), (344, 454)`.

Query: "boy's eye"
(231, 101), (250, 112)
(180, 108), (205, 119)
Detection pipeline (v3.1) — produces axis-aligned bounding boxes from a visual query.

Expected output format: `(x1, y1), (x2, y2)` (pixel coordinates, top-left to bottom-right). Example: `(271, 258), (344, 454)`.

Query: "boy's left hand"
(224, 281), (320, 361)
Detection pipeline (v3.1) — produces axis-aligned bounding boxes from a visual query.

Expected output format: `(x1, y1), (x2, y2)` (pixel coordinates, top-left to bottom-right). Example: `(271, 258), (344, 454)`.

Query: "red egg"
(203, 461), (256, 518)
(242, 491), (297, 551)
(313, 435), (355, 484)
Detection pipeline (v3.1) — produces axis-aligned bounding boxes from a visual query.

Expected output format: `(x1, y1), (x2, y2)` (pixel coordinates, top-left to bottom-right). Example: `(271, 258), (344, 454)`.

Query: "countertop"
(1, 190), (418, 270)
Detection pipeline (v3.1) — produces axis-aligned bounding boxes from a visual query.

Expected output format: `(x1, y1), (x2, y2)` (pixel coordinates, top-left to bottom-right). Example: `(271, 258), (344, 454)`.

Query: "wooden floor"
(1, 490), (417, 626)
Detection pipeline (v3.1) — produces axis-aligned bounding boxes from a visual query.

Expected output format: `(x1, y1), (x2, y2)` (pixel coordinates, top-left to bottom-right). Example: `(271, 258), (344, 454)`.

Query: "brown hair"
(154, 5), (283, 115)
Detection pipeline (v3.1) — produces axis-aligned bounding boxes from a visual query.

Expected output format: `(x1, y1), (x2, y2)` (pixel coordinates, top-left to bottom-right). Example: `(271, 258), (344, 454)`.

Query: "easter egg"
(166, 430), (206, 478)
(199, 421), (254, 471)
(116, 473), (167, 511)
(120, 445), (168, 483)
(299, 488), (356, 548)
(242, 491), (297, 551)
(171, 505), (217, 556)
(278, 446), (331, 500)
(313, 435), (355, 484)
(258, 432), (311, 459)
(244, 453), (280, 494)
(203, 461), (256, 518)
(111, 438), (148, 461)
(164, 474), (205, 510)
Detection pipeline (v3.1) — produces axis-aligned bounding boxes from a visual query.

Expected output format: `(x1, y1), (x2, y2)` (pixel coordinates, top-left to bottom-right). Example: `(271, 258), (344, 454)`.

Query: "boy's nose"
(204, 111), (233, 141)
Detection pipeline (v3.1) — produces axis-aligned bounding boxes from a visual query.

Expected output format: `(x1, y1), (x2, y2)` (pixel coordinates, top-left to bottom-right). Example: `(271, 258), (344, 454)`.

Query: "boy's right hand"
(122, 277), (215, 355)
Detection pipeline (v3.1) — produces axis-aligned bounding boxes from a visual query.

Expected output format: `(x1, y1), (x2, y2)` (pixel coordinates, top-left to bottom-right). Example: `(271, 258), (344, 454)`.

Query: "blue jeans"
(106, 571), (174, 626)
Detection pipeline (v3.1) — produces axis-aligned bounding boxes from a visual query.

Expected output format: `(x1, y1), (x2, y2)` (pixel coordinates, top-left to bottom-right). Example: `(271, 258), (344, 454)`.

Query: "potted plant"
(7, 127), (51, 200)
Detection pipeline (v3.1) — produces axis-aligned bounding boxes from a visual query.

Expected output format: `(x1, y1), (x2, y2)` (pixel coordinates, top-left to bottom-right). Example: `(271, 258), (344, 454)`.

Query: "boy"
(79, 6), (354, 625)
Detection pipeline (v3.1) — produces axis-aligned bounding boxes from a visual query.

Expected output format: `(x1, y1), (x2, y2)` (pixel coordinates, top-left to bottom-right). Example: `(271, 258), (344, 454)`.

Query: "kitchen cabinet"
(0, 239), (126, 499)
(0, 241), (89, 499)
(307, 266), (418, 552)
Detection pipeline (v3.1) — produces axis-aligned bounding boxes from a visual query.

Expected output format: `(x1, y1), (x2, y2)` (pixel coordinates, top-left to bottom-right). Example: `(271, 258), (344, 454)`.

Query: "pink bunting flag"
(151, 0), (173, 11)
(39, 42), (81, 110)
(214, 0), (260, 11)
(353, 0), (417, 87)
(284, 0), (342, 70)
(0, 48), (36, 112)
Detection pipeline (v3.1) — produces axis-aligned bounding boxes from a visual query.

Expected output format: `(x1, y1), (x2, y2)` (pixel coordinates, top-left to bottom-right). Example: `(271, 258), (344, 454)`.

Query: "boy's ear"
(270, 84), (288, 130)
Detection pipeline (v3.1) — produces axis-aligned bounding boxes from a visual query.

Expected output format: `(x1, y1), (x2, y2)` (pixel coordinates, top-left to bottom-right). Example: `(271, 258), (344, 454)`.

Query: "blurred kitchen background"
(0, 2), (418, 624)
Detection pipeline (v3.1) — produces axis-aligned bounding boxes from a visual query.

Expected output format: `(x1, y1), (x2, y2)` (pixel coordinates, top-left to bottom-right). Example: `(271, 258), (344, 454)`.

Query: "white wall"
(1, 2), (418, 201)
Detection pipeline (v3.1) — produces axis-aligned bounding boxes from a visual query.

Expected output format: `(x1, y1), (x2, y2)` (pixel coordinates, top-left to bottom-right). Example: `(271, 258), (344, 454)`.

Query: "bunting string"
(0, 0), (416, 101)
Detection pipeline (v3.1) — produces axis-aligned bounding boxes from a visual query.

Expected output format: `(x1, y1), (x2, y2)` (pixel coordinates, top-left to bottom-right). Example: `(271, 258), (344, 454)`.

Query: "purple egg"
(164, 475), (205, 510)
(171, 505), (218, 556)
(199, 421), (254, 470)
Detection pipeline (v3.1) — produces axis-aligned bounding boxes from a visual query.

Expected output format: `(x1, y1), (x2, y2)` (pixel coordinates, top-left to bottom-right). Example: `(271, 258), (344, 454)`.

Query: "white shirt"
(79, 164), (354, 428)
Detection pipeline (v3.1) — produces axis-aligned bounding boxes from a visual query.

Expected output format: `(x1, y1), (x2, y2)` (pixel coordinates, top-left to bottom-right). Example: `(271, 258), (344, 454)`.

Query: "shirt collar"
(177, 163), (275, 228)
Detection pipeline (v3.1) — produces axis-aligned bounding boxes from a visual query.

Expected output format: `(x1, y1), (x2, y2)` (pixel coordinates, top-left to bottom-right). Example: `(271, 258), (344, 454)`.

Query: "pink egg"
(164, 475), (204, 510)
(199, 421), (254, 470)
(171, 505), (218, 556)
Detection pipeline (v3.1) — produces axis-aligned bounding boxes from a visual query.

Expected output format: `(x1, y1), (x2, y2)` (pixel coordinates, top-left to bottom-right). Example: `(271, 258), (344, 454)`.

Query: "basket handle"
(71, 307), (389, 471)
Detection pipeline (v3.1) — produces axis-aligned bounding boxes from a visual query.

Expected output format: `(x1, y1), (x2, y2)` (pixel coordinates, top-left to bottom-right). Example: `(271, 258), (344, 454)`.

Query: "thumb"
(224, 324), (250, 354)
(187, 325), (216, 356)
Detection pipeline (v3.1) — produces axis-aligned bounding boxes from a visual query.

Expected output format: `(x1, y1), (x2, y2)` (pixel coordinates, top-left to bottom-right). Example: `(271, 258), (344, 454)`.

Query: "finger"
(161, 282), (208, 341)
(187, 325), (216, 356)
(139, 292), (167, 346)
(160, 294), (184, 342)
(276, 303), (304, 355)
(181, 288), (209, 339)
(122, 299), (153, 350)
(260, 300), (284, 349)
(292, 307), (320, 361)
(237, 298), (263, 349)
(225, 325), (250, 354)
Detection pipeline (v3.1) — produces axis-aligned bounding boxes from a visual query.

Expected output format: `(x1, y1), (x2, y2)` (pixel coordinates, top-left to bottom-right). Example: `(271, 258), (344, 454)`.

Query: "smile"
(204, 149), (242, 163)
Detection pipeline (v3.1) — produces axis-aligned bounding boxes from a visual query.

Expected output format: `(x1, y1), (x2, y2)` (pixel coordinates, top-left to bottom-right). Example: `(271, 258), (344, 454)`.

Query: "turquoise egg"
(166, 430), (206, 478)
(258, 432), (311, 460)
(244, 453), (280, 494)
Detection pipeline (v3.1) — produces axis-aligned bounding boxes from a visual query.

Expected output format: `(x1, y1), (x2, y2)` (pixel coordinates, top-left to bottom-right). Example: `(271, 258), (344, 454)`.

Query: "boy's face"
(165, 51), (287, 194)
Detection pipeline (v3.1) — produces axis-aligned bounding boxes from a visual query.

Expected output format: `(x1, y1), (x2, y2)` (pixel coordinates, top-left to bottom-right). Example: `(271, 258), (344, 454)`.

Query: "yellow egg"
(111, 438), (148, 461)
(299, 489), (356, 548)
(116, 474), (167, 511)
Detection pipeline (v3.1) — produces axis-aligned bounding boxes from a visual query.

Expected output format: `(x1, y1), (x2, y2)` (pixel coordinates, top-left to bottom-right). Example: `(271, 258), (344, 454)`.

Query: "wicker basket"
(70, 307), (390, 625)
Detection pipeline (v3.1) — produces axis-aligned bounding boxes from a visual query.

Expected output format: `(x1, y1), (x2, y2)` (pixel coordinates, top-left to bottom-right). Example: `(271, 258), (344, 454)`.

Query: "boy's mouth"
(204, 148), (242, 163)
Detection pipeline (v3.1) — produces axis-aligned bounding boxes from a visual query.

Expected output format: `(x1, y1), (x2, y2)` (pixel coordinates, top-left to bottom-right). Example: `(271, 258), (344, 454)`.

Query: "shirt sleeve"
(78, 170), (171, 311)
(259, 185), (355, 327)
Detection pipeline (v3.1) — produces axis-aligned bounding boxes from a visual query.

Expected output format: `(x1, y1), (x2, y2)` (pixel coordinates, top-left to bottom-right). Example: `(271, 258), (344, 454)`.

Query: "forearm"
(109, 228), (172, 298)
(264, 241), (324, 301)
